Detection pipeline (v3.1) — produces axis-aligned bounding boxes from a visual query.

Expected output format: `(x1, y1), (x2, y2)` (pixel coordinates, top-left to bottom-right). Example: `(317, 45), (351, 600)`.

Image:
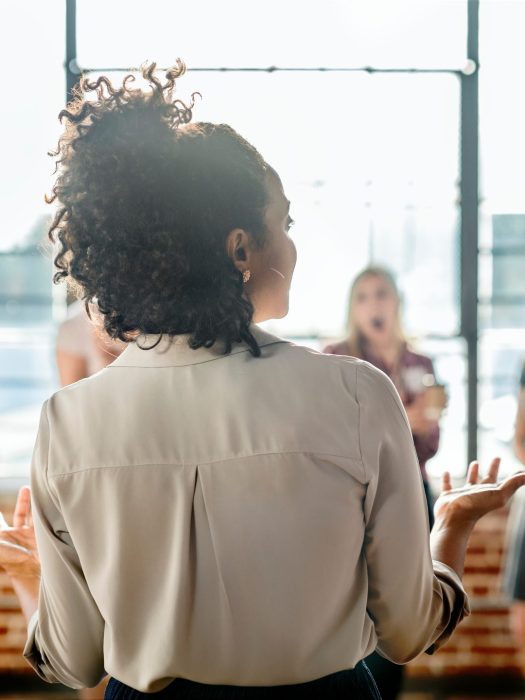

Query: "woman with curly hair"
(0, 62), (523, 699)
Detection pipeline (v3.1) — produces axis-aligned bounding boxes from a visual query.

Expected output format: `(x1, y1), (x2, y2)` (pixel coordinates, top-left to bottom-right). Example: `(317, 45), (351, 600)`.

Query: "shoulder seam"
(42, 400), (60, 509)
(354, 364), (367, 482)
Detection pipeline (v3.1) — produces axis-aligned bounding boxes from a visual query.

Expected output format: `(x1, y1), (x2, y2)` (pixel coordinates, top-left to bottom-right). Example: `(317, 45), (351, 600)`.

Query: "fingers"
(466, 461), (479, 485)
(0, 539), (31, 556)
(482, 457), (501, 485)
(441, 471), (453, 493)
(0, 540), (32, 575)
(13, 486), (31, 528)
(499, 472), (525, 501)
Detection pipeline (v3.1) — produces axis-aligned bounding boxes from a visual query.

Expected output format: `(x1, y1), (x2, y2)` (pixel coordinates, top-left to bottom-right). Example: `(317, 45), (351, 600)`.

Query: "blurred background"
(2, 0), (525, 697)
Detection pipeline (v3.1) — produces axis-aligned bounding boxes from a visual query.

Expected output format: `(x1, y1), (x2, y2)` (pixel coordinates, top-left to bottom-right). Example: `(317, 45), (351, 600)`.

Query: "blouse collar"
(108, 326), (288, 368)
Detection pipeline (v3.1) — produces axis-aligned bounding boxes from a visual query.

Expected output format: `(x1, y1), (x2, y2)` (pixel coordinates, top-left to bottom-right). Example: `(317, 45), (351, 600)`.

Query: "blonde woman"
(56, 301), (124, 386)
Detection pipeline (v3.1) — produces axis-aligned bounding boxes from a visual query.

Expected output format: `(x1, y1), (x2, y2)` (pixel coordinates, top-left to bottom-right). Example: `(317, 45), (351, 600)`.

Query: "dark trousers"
(363, 653), (403, 700)
(104, 662), (381, 699)
(423, 479), (435, 531)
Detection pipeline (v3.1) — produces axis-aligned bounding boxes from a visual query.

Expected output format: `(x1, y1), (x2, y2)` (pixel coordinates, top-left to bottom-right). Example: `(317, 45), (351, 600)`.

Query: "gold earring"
(243, 270), (251, 284)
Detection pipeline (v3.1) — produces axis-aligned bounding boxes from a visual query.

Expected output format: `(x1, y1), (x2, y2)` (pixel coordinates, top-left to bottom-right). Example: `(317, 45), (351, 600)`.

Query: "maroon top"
(323, 339), (440, 481)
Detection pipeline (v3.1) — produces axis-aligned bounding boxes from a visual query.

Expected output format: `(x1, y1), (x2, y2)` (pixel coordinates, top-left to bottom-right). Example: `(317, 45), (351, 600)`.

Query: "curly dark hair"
(48, 60), (269, 355)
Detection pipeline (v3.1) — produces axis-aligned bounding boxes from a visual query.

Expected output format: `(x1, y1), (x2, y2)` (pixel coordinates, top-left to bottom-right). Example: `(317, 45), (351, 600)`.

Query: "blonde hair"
(346, 266), (406, 358)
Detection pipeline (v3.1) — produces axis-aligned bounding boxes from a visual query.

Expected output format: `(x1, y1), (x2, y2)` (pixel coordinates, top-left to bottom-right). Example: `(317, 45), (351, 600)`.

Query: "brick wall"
(0, 495), (523, 680)
(0, 493), (31, 674)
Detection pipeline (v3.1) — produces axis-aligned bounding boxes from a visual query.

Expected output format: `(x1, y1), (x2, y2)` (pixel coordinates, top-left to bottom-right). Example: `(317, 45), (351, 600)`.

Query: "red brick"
(464, 566), (501, 574)
(471, 586), (490, 595)
(471, 646), (517, 654)
(471, 608), (509, 616)
(466, 546), (487, 555)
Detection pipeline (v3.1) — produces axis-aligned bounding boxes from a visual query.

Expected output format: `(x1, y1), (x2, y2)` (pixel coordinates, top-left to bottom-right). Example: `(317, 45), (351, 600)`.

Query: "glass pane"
(0, 4), (63, 254)
(418, 337), (467, 479)
(478, 331), (525, 476)
(0, 1), (64, 478)
(0, 328), (57, 480)
(77, 0), (467, 70)
(479, 1), (525, 472)
(480, 1), (525, 220)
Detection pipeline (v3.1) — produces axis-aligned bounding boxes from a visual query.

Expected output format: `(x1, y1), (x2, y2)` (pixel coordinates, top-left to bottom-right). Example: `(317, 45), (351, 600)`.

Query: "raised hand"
(434, 458), (525, 526)
(0, 486), (40, 579)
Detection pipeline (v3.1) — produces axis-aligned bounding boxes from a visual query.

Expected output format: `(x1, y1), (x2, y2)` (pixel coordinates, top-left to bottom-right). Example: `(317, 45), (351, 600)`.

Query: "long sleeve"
(357, 362), (469, 663)
(23, 401), (105, 688)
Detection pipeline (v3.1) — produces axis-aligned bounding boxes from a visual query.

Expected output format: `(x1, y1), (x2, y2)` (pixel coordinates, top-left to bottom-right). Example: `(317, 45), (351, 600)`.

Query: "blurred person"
(503, 363), (525, 674)
(515, 363), (525, 466)
(0, 63), (522, 700)
(57, 300), (124, 385)
(324, 267), (446, 700)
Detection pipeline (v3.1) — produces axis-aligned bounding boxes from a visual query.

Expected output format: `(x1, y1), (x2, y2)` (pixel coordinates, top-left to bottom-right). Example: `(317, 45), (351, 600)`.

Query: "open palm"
(434, 458), (525, 524)
(0, 486), (40, 579)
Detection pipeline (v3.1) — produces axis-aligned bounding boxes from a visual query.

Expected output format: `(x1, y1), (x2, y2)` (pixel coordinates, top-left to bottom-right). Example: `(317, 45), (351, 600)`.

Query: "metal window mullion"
(460, 0), (480, 464)
(65, 0), (78, 104)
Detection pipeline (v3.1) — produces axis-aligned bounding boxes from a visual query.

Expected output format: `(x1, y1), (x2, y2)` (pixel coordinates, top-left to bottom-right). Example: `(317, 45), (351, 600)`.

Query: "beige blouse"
(24, 327), (469, 692)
